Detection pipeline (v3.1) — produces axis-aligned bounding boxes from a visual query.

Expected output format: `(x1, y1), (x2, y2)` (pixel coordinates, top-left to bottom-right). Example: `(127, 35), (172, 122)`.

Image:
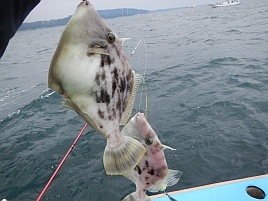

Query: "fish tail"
(123, 192), (151, 201)
(103, 136), (145, 175)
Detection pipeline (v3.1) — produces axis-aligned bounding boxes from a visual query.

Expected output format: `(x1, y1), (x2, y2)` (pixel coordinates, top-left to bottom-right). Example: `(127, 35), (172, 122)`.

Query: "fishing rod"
(36, 123), (88, 201)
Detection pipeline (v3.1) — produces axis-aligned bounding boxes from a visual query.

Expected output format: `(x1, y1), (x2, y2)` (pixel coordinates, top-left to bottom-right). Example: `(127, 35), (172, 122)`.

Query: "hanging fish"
(121, 113), (182, 201)
(48, 1), (145, 175)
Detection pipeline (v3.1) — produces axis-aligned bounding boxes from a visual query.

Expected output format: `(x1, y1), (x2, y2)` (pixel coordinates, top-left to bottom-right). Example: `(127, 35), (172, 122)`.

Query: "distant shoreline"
(19, 7), (186, 31)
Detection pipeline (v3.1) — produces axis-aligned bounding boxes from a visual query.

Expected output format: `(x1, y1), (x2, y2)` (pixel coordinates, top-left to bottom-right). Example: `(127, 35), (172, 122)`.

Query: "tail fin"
(103, 135), (145, 175)
(123, 192), (152, 201)
(147, 169), (183, 192)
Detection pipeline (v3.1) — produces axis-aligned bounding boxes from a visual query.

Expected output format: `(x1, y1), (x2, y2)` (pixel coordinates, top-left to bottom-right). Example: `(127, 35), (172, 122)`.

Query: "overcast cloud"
(25, 0), (214, 22)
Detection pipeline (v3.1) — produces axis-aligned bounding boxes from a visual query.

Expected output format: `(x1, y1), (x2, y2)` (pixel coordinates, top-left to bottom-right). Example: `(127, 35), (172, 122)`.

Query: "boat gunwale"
(150, 174), (268, 198)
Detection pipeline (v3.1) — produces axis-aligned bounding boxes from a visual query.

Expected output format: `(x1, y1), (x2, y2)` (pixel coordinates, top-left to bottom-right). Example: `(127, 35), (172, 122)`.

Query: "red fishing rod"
(36, 123), (88, 201)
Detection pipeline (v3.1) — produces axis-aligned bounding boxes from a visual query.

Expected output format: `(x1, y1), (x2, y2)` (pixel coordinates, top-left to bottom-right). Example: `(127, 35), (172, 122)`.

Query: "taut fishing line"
(118, 8), (127, 34)
(151, 124), (162, 140)
(138, 40), (148, 118)
(119, 8), (149, 120)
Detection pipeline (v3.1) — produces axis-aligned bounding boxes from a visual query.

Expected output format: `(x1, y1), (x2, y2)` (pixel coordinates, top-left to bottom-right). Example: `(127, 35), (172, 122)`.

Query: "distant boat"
(208, 0), (240, 8)
(191, 5), (196, 8)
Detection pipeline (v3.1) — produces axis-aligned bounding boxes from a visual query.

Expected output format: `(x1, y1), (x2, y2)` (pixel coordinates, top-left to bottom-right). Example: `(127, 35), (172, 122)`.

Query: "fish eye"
(107, 32), (115, 44)
(145, 137), (153, 145)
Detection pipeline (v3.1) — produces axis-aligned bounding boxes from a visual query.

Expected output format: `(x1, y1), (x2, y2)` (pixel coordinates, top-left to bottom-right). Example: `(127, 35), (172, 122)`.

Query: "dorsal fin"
(120, 72), (143, 125)
(147, 169), (183, 192)
(162, 144), (176, 151)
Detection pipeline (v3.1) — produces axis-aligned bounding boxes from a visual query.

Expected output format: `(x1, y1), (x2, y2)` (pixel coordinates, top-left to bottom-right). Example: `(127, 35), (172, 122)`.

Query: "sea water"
(0, 0), (267, 200)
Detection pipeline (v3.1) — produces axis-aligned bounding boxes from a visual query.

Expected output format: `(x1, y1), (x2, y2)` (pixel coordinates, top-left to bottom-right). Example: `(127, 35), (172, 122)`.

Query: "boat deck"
(150, 174), (268, 201)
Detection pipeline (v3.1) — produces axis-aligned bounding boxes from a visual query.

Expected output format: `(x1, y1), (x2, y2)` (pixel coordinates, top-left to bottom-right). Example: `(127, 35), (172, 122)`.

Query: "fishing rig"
(36, 39), (149, 201)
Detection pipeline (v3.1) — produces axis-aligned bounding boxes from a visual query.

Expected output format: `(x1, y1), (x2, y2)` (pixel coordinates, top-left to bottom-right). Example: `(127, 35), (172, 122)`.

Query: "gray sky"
(25, 0), (214, 22)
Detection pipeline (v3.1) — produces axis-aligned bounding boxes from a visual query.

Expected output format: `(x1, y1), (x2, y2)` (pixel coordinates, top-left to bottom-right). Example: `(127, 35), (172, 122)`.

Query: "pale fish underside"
(48, 1), (145, 175)
(121, 113), (183, 201)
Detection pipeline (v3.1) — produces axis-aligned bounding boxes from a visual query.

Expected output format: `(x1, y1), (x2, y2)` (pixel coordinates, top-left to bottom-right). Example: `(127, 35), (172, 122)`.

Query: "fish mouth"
(79, 0), (91, 6)
(136, 112), (146, 120)
(135, 112), (149, 130)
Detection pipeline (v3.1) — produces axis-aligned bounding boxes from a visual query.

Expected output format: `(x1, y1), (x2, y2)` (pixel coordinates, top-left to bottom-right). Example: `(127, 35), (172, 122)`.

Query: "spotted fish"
(121, 113), (182, 201)
(48, 1), (145, 175)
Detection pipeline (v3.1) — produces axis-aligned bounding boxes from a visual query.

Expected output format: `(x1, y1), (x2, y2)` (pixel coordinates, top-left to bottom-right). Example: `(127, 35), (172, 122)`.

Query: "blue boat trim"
(150, 174), (268, 200)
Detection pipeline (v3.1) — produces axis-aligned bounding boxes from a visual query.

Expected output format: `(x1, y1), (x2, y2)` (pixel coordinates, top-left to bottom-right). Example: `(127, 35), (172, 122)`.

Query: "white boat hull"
(210, 1), (240, 8)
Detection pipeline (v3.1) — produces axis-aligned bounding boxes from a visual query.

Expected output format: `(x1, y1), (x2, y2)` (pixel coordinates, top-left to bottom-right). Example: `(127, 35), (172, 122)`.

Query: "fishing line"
(142, 39), (148, 79)
(151, 124), (162, 139)
(141, 76), (148, 119)
(119, 8), (131, 57)
(138, 39), (148, 118)
(118, 9), (127, 34)
(127, 39), (149, 119)
(164, 191), (177, 201)
(77, 131), (98, 147)
(119, 7), (149, 119)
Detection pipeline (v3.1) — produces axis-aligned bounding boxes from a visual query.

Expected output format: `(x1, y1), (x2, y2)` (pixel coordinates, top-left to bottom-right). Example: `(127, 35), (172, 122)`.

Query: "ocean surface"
(1, 0), (268, 200)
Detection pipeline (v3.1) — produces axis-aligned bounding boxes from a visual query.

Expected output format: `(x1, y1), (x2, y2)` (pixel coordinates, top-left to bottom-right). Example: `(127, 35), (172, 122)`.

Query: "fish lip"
(135, 112), (150, 134)
(135, 113), (146, 125)
(136, 112), (145, 119)
(79, 0), (91, 6)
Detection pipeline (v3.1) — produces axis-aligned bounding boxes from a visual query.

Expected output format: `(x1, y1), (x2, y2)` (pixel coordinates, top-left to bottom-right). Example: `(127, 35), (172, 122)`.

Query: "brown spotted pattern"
(122, 113), (170, 199)
(124, 146), (168, 199)
(93, 48), (132, 132)
(133, 149), (167, 188)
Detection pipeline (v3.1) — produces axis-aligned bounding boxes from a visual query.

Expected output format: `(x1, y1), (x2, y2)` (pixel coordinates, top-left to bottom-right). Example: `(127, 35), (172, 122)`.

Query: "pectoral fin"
(147, 169), (183, 192)
(87, 48), (110, 55)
